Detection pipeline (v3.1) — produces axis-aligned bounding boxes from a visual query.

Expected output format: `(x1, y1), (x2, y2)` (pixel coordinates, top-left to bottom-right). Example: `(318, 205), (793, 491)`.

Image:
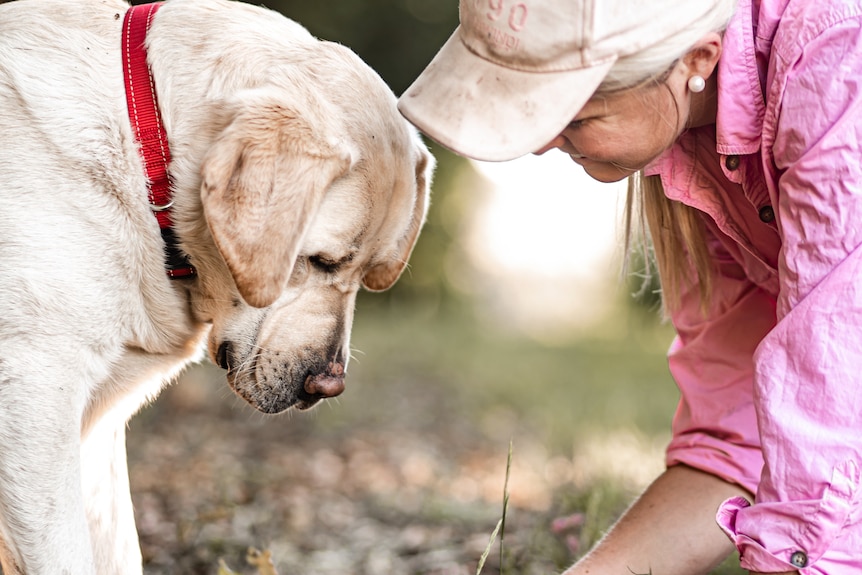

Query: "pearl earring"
(688, 75), (706, 93)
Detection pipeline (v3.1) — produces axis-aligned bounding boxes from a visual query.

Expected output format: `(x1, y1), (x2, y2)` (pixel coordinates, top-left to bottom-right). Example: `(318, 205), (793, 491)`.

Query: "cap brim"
(398, 27), (615, 162)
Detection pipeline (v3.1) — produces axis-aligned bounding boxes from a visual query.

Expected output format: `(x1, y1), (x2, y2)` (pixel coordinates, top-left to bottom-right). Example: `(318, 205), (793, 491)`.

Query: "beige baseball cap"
(398, 0), (721, 162)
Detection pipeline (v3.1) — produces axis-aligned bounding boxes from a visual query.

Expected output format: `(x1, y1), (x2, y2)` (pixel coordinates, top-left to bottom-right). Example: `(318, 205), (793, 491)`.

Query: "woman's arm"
(717, 4), (862, 571)
(563, 465), (751, 575)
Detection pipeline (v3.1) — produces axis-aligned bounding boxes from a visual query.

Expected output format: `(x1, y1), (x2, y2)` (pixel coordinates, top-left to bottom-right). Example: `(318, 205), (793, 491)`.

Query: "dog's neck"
(121, 2), (196, 280)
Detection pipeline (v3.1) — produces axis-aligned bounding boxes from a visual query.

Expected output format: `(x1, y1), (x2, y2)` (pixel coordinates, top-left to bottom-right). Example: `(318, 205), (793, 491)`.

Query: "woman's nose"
(533, 134), (567, 155)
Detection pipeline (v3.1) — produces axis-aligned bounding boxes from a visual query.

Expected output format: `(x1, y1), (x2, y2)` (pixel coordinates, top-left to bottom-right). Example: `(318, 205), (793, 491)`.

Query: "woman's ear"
(684, 31), (723, 80)
(679, 32), (723, 128)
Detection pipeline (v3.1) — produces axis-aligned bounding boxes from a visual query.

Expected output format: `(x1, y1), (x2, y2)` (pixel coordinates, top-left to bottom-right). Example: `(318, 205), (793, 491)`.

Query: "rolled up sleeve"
(718, 248), (862, 572)
(716, 8), (862, 573)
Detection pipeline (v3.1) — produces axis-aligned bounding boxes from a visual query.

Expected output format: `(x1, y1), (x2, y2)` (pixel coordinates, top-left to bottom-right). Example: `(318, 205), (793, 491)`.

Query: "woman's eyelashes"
(568, 119), (587, 130)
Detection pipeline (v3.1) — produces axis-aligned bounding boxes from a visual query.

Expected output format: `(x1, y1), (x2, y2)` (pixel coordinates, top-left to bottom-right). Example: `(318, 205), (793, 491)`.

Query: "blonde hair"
(602, 0), (738, 314)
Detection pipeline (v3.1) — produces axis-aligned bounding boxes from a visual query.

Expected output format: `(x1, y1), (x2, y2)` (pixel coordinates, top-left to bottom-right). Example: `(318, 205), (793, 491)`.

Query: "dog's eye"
(308, 255), (340, 274)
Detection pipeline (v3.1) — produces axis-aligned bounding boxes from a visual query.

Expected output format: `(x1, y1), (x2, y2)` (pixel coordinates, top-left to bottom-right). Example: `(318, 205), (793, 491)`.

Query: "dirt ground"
(126, 362), (588, 575)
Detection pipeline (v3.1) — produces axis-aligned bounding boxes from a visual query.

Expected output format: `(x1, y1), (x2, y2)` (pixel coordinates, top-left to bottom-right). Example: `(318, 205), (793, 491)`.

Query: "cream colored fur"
(0, 0), (433, 572)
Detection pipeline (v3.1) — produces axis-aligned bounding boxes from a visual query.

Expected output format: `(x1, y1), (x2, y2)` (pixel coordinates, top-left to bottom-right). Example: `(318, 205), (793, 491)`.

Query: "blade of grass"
(475, 440), (513, 575)
(476, 518), (503, 575)
(499, 440), (512, 572)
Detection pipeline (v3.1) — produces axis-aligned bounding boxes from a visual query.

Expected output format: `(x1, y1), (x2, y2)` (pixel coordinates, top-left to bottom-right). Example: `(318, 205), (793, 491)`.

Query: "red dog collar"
(122, 2), (196, 279)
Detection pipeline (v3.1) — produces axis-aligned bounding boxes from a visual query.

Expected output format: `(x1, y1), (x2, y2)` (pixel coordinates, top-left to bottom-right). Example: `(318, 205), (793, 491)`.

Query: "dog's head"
(191, 43), (433, 413)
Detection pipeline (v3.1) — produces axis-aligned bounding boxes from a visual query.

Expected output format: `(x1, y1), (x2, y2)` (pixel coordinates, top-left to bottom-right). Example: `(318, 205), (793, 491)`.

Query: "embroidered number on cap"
(486, 0), (528, 31)
(487, 0), (504, 19)
(508, 4), (527, 30)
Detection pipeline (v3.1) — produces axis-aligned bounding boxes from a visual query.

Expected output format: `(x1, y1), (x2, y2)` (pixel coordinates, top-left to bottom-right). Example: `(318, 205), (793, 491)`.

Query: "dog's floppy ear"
(202, 95), (353, 308)
(362, 148), (432, 292)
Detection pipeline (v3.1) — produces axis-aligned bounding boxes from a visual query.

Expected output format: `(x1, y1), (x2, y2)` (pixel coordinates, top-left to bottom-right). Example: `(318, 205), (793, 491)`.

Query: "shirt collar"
(714, 0), (786, 156)
(647, 0), (778, 179)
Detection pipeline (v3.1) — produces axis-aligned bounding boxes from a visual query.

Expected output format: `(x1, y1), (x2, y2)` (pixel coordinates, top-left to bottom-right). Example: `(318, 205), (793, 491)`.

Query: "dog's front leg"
(0, 376), (96, 574)
(80, 417), (143, 575)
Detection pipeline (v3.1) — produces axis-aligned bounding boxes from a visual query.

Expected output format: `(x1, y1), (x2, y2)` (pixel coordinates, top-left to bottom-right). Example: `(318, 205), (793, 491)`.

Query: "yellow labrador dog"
(0, 0), (432, 572)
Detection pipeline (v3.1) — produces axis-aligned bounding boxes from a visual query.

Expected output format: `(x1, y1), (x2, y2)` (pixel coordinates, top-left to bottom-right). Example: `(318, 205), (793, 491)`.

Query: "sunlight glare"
(462, 153), (628, 340)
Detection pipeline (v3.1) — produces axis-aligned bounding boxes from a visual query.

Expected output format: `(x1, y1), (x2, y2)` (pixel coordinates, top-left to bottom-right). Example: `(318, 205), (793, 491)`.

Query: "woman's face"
(536, 72), (690, 183)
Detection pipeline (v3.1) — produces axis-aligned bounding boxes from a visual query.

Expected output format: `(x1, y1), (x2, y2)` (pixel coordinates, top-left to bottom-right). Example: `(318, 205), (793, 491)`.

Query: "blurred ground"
(127, 302), (745, 575)
(129, 359), (576, 575)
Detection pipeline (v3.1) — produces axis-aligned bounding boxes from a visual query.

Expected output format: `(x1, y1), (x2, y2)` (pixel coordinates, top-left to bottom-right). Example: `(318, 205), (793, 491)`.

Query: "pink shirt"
(645, 0), (862, 571)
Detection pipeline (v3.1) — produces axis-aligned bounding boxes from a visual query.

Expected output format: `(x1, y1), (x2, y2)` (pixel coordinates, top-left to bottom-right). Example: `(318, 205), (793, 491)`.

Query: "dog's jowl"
(0, 0), (433, 572)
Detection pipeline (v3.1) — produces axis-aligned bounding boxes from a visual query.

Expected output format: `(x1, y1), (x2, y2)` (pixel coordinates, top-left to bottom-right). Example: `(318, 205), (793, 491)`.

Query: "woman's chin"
(579, 162), (634, 184)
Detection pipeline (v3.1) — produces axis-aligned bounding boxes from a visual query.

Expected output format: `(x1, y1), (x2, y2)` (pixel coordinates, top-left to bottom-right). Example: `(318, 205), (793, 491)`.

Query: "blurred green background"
(121, 1), (745, 574)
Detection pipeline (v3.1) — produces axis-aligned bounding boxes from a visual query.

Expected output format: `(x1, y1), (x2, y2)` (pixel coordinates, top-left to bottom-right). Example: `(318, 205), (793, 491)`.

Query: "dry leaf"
(217, 558), (240, 575)
(246, 547), (279, 575)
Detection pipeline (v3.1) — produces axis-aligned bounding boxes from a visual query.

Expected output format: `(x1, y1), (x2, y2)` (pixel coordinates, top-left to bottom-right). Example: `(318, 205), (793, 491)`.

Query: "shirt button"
(725, 155), (741, 171)
(790, 550), (808, 568)
(758, 205), (775, 223)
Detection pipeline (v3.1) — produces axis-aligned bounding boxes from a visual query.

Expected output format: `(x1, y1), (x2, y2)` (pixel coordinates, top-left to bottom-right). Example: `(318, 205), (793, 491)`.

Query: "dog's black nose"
(216, 341), (233, 371)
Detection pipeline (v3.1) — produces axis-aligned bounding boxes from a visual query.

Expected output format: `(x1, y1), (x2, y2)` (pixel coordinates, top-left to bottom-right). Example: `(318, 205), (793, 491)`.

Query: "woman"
(398, 0), (862, 573)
